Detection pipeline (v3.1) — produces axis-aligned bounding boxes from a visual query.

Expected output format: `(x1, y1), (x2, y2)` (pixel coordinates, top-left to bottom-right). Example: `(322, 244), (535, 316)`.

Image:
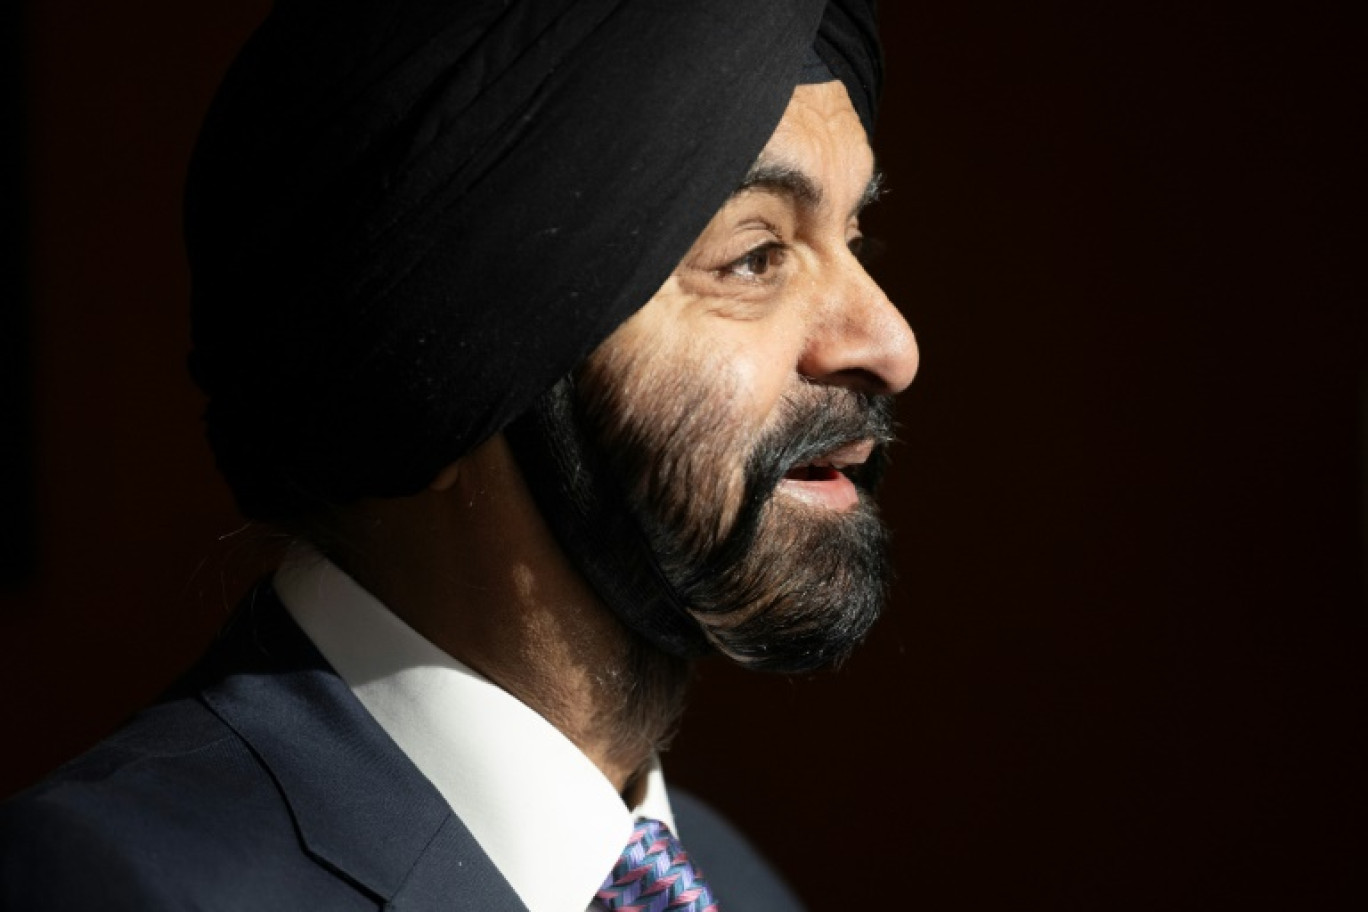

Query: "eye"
(721, 242), (788, 281)
(848, 234), (885, 265)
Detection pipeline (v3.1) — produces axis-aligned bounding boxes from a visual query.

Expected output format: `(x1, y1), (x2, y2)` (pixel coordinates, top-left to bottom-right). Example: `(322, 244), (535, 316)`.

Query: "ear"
(428, 461), (462, 492)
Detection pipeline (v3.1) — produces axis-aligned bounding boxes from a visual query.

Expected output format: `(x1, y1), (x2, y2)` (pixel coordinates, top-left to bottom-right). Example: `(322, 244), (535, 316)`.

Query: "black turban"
(187, 0), (883, 521)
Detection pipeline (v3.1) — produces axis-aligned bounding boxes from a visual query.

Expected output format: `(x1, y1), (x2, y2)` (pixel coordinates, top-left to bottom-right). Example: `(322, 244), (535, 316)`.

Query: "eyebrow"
(732, 159), (886, 219)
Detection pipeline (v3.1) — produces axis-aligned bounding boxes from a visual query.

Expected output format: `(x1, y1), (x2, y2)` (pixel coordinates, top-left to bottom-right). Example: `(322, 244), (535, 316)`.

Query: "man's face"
(578, 81), (919, 672)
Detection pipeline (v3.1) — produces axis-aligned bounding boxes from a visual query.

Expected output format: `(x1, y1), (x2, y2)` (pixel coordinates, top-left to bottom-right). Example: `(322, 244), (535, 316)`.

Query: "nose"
(797, 260), (919, 395)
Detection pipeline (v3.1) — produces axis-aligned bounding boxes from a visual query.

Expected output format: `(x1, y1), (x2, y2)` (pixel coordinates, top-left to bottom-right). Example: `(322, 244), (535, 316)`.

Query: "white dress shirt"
(275, 548), (676, 912)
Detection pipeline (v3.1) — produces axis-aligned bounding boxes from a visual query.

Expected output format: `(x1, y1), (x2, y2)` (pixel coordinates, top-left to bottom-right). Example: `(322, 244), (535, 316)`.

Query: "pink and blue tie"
(597, 819), (719, 912)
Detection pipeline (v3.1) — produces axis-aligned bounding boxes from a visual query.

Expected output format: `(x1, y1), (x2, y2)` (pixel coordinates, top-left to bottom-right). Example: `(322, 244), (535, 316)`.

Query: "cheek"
(594, 283), (806, 466)
(618, 273), (806, 419)
(710, 359), (776, 453)
(584, 307), (813, 552)
(714, 329), (804, 440)
(681, 333), (791, 445)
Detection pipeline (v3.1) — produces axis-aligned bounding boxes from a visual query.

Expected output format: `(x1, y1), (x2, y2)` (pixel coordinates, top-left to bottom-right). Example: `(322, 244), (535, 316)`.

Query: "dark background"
(2, 2), (1363, 908)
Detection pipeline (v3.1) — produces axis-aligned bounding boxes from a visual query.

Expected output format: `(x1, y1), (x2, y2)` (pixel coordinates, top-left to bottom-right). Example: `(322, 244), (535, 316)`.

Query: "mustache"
(743, 386), (897, 508)
(678, 386), (894, 601)
(678, 384), (895, 656)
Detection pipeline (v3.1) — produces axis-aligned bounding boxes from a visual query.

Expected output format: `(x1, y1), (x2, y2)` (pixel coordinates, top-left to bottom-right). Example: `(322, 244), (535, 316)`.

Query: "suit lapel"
(192, 585), (528, 910)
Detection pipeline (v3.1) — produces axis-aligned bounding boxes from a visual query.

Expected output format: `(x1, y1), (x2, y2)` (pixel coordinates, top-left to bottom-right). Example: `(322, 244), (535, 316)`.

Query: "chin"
(677, 478), (892, 674)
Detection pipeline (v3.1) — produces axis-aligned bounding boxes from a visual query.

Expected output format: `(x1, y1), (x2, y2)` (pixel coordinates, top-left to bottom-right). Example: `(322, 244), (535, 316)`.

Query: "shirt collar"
(274, 547), (675, 912)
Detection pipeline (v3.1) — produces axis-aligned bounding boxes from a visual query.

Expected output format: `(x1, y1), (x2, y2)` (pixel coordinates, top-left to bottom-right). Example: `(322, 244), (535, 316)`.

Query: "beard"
(501, 340), (897, 763)
(577, 341), (896, 674)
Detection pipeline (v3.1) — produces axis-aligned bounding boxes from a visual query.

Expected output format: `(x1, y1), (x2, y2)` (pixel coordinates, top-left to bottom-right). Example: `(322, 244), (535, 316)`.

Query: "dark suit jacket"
(0, 588), (804, 911)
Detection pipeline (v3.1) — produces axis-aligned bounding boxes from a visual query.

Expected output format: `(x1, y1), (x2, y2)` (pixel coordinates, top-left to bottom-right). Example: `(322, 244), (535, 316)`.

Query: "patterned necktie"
(596, 818), (719, 912)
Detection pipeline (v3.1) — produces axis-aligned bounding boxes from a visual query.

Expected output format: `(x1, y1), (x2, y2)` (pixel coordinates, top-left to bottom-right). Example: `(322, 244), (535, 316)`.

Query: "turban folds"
(187, 0), (883, 520)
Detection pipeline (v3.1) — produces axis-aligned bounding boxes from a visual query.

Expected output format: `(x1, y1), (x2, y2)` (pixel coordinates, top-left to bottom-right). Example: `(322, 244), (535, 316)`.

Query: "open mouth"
(783, 464), (846, 482)
(777, 439), (875, 511)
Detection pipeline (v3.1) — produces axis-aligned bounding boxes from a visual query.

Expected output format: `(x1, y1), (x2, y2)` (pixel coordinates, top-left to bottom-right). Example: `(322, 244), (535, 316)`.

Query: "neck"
(320, 434), (690, 796)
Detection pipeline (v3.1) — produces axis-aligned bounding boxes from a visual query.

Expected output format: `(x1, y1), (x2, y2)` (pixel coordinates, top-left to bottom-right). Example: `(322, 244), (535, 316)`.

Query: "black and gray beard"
(578, 348), (896, 674)
(501, 349), (897, 766)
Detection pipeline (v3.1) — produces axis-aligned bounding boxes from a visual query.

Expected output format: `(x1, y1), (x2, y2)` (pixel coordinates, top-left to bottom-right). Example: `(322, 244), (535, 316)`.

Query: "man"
(1, 1), (915, 909)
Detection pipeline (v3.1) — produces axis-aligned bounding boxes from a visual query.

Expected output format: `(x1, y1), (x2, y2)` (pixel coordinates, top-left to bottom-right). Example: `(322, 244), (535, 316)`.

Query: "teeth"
(785, 438), (875, 481)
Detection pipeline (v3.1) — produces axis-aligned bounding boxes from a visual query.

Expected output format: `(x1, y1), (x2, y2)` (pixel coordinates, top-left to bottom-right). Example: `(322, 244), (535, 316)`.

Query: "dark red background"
(3, 2), (1364, 908)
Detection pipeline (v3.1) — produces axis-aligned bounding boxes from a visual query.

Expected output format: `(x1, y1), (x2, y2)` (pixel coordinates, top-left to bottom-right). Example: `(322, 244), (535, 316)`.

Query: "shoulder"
(0, 696), (373, 912)
(669, 787), (807, 912)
